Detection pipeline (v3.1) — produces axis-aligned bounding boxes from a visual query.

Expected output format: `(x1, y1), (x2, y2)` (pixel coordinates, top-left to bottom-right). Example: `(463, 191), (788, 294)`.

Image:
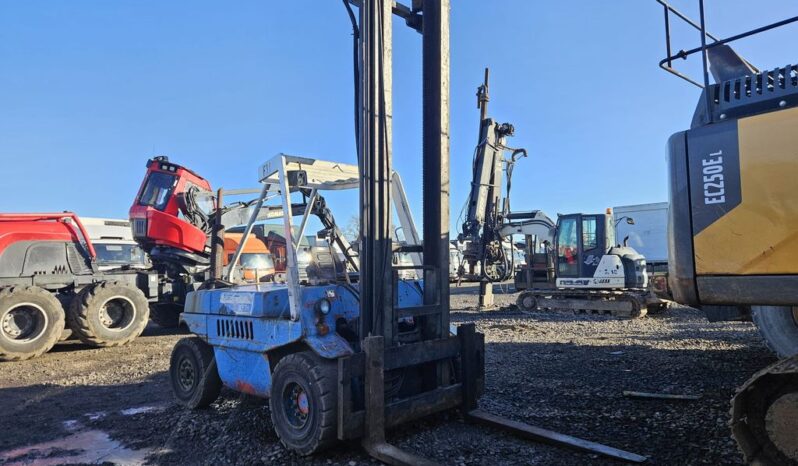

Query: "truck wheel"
(752, 306), (798, 358)
(269, 351), (338, 456)
(149, 304), (182, 329)
(170, 337), (222, 409)
(67, 282), (149, 347)
(0, 286), (64, 361)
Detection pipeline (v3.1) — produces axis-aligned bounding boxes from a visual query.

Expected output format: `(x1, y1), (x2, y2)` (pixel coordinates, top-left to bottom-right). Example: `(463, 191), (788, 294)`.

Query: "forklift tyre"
(0, 286), (64, 361)
(149, 303), (182, 329)
(269, 351), (338, 456)
(170, 337), (222, 409)
(67, 282), (150, 347)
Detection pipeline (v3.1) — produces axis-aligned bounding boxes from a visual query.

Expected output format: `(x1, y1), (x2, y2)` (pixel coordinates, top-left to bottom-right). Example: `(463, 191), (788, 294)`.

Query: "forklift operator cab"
(554, 212), (648, 289)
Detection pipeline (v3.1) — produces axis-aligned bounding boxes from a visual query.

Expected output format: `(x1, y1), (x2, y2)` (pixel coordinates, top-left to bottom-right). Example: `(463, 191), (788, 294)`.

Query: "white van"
(80, 217), (149, 271)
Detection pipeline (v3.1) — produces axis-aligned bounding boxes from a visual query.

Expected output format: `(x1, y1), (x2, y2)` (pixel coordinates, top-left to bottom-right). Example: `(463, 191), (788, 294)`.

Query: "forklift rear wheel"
(149, 303), (182, 329)
(67, 282), (149, 347)
(269, 351), (337, 456)
(0, 286), (64, 361)
(170, 337), (222, 409)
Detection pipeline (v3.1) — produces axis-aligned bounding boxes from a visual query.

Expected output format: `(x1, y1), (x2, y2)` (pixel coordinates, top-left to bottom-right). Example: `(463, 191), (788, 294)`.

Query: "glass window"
(94, 243), (148, 266)
(606, 215), (616, 249)
(296, 248), (313, 266)
(229, 253), (275, 270)
(582, 217), (598, 250)
(186, 182), (215, 215)
(138, 172), (177, 211)
(557, 218), (578, 276)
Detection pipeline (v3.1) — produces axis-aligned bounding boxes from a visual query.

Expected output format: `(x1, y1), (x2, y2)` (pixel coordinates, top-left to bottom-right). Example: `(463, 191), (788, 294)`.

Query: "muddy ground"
(0, 282), (775, 465)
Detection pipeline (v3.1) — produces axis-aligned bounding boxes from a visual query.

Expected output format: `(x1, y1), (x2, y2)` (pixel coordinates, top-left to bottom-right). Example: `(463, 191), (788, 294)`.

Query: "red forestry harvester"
(0, 213), (151, 361)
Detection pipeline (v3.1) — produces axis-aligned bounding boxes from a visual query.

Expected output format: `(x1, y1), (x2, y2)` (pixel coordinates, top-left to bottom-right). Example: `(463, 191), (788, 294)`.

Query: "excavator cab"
(129, 156), (214, 261)
(553, 212), (646, 289)
(554, 213), (614, 280)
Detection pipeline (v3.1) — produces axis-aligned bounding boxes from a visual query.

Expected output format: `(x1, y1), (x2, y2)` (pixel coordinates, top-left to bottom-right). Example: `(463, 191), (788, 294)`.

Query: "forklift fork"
(361, 336), (438, 466)
(349, 325), (646, 465)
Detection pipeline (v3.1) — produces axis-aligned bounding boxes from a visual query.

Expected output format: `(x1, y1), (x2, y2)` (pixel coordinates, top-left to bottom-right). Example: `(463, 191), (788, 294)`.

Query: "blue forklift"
(168, 1), (646, 464)
(171, 154), (433, 456)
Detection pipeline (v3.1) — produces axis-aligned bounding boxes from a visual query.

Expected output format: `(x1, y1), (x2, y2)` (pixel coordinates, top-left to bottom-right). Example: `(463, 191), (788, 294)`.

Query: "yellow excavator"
(657, 1), (798, 463)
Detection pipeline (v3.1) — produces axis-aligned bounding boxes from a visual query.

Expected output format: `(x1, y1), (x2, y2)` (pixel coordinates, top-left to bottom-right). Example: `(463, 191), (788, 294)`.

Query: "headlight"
(317, 299), (331, 314)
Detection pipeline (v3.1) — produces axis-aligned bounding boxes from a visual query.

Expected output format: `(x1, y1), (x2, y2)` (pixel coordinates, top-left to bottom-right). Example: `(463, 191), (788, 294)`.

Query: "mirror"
(626, 217), (635, 225)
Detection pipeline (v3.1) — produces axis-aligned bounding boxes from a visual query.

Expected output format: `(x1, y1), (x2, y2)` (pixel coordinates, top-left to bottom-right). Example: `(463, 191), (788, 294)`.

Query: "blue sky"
(1, 1), (795, 235)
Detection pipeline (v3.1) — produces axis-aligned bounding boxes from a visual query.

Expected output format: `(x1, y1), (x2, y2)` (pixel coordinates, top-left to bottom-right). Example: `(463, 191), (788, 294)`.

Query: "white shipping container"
(613, 202), (668, 263)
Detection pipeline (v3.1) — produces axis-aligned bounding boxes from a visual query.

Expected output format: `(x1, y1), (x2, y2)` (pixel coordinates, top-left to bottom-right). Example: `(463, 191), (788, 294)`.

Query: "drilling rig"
(458, 70), (656, 317)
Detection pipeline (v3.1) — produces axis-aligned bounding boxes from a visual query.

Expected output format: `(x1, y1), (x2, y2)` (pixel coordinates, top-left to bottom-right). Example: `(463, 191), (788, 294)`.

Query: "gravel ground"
(0, 282), (776, 465)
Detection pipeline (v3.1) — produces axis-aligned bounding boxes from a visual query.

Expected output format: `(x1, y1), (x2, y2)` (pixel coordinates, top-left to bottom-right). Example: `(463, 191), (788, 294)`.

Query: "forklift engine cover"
(180, 281), (424, 397)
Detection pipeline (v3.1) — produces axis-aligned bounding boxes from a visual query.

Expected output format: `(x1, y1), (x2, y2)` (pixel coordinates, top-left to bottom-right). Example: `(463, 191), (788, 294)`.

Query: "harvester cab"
(129, 156), (223, 328)
(129, 156), (214, 265)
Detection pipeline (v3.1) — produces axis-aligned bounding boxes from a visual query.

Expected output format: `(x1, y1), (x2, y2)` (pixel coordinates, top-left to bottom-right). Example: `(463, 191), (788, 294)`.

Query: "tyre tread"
(270, 351), (338, 455)
(0, 285), (65, 361)
(170, 336), (222, 408)
(67, 281), (149, 347)
(752, 305), (798, 358)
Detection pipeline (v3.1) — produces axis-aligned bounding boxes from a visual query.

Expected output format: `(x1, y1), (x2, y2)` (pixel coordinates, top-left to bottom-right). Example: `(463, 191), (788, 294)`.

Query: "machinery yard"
(0, 283), (773, 465)
(2, 1), (798, 465)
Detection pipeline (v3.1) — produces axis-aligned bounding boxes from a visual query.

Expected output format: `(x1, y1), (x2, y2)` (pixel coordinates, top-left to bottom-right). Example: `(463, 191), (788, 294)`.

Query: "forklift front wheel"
(269, 351), (338, 456)
(169, 337), (222, 409)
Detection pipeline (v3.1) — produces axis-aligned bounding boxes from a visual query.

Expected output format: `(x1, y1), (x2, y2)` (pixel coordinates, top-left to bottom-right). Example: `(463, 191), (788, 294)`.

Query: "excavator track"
(515, 288), (648, 318)
(731, 355), (798, 465)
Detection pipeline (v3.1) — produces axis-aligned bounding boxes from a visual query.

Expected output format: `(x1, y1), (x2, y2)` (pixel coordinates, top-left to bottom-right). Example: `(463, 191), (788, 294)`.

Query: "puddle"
(0, 429), (151, 465)
(85, 411), (107, 421)
(62, 420), (81, 432)
(119, 405), (164, 416)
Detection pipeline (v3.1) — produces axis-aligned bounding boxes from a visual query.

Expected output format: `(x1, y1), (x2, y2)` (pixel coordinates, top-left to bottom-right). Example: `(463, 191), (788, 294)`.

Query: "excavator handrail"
(656, 0), (798, 89)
